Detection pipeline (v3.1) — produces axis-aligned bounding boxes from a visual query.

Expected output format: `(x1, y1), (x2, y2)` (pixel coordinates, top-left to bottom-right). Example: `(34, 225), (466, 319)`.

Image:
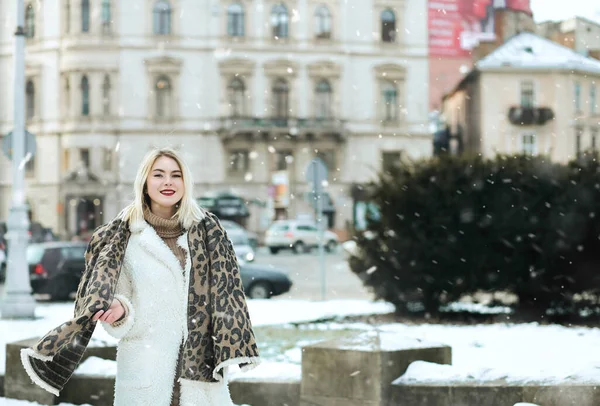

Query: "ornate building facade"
(0, 0), (431, 237)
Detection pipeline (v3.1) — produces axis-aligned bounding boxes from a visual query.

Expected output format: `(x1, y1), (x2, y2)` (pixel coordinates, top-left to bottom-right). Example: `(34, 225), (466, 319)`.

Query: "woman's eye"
(154, 174), (162, 177)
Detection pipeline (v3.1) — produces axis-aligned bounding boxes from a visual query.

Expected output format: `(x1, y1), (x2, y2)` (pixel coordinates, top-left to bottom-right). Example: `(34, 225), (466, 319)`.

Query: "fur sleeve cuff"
(101, 294), (135, 339)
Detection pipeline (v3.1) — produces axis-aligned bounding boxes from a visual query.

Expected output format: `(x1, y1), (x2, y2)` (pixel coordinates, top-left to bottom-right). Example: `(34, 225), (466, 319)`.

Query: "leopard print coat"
(20, 212), (260, 396)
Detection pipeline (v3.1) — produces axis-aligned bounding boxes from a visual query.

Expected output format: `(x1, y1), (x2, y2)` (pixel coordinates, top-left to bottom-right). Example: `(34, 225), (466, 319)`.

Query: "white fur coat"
(100, 219), (235, 406)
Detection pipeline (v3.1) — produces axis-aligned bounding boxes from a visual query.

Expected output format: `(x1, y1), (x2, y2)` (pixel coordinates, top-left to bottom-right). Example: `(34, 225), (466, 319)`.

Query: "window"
(62, 246), (86, 260)
(315, 149), (335, 171)
(575, 127), (583, 159)
(65, 0), (70, 33)
(575, 82), (582, 113)
(381, 9), (396, 42)
(521, 134), (536, 156)
(228, 150), (249, 173)
(80, 148), (90, 168)
(315, 79), (332, 119)
(103, 148), (113, 171)
(153, 0), (172, 35)
(101, 0), (111, 34)
(155, 75), (171, 117)
(81, 0), (90, 32)
(273, 150), (293, 171)
(64, 78), (70, 116)
(102, 75), (111, 116)
(591, 84), (597, 115)
(382, 81), (398, 121)
(271, 4), (289, 39)
(272, 78), (289, 119)
(81, 75), (90, 116)
(297, 225), (317, 232)
(25, 3), (35, 38)
(228, 78), (246, 117)
(26, 80), (35, 120)
(382, 151), (401, 173)
(227, 3), (244, 37)
(520, 80), (534, 108)
(315, 5), (331, 39)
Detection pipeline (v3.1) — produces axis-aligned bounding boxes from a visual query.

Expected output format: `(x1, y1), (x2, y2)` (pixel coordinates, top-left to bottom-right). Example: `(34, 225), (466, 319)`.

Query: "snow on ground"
(4, 298), (600, 388)
(0, 299), (393, 375)
(311, 321), (600, 385)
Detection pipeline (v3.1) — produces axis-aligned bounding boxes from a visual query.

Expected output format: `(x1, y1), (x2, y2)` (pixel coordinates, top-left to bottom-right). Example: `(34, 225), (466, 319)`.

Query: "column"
(254, 66), (266, 117)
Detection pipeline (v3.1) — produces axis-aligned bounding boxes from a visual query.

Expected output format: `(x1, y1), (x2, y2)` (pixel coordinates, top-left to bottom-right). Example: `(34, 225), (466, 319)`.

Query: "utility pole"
(1, 0), (36, 319)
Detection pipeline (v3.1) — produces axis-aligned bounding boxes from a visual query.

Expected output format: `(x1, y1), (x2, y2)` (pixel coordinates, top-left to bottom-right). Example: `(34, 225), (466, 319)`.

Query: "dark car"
(21, 241), (289, 301)
(27, 241), (87, 301)
(240, 263), (292, 299)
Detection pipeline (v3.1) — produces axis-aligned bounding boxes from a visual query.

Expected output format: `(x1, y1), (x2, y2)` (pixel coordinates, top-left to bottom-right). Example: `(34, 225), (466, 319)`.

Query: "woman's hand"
(92, 299), (125, 324)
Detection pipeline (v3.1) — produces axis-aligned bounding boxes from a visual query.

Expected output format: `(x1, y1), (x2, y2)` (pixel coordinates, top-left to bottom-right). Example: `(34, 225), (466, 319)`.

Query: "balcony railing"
(220, 116), (346, 133)
(508, 106), (555, 126)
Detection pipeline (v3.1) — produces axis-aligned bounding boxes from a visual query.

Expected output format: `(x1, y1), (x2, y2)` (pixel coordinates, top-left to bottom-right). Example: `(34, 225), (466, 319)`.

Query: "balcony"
(218, 116), (347, 142)
(508, 106), (555, 126)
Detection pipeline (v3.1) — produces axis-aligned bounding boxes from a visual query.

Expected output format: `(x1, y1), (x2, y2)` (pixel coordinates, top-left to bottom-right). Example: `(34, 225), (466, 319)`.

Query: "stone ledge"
(300, 331), (452, 405)
(229, 379), (301, 406)
(4, 337), (116, 405)
(389, 382), (600, 406)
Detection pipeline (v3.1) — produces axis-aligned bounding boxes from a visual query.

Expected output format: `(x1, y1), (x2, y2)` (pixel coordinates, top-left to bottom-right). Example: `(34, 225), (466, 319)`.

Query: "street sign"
(2, 130), (36, 160)
(305, 158), (328, 187)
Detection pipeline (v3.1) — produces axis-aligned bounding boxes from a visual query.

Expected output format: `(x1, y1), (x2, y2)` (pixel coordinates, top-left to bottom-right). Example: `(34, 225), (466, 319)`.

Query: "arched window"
(381, 9), (396, 42)
(271, 4), (288, 39)
(228, 78), (246, 117)
(102, 75), (111, 116)
(81, 0), (90, 32)
(25, 3), (35, 38)
(101, 0), (111, 34)
(315, 79), (332, 119)
(26, 80), (35, 119)
(155, 76), (171, 117)
(153, 0), (172, 35)
(81, 75), (90, 116)
(227, 3), (244, 37)
(382, 81), (398, 121)
(272, 78), (289, 119)
(315, 5), (331, 39)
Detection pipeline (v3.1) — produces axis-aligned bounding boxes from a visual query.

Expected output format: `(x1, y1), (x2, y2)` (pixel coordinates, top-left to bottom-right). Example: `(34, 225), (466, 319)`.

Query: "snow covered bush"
(348, 153), (600, 320)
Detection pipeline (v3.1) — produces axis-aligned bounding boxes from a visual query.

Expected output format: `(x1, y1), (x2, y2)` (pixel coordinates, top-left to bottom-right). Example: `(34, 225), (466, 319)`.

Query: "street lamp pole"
(1, 0), (36, 319)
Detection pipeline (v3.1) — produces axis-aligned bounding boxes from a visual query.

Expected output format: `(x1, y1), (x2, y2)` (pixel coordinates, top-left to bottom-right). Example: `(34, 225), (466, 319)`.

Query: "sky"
(530, 0), (600, 23)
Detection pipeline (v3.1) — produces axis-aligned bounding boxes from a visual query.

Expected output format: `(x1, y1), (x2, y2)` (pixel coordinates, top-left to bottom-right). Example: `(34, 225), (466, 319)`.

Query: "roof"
(476, 32), (600, 75)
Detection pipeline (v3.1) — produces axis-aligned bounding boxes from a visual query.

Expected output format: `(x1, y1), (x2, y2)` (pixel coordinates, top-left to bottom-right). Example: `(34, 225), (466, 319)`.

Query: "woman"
(21, 148), (260, 406)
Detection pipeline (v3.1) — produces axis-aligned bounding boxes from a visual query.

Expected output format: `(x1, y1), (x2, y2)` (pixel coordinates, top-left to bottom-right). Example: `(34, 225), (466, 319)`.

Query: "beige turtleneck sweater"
(144, 208), (187, 270)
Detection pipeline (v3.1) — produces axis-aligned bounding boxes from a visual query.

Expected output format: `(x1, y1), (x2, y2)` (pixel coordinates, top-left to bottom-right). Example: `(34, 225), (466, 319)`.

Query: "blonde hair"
(119, 147), (205, 229)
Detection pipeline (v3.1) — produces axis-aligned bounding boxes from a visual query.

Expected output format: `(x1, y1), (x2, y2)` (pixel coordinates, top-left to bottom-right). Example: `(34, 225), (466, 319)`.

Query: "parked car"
(221, 219), (259, 250)
(265, 220), (339, 254)
(228, 230), (256, 263)
(27, 241), (87, 301)
(239, 262), (292, 299)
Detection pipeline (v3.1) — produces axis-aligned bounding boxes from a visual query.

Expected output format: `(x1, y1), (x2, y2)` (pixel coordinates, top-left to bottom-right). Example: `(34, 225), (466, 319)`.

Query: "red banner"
(428, 0), (531, 57)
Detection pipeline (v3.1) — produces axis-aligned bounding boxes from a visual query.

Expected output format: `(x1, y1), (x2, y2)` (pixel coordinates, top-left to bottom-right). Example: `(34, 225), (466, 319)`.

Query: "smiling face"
(145, 155), (185, 217)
